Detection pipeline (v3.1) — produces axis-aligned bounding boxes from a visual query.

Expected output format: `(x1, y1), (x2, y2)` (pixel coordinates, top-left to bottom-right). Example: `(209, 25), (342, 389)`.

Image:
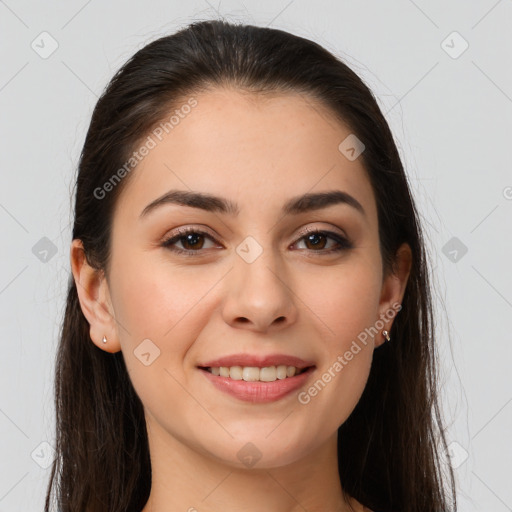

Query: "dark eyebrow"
(139, 189), (366, 219)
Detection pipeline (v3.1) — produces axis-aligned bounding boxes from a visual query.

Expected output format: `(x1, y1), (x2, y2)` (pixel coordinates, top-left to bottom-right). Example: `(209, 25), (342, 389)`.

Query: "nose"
(221, 247), (298, 334)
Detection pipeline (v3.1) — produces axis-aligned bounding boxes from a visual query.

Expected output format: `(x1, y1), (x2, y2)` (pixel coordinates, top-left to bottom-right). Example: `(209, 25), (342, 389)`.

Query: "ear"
(375, 242), (412, 347)
(70, 239), (121, 353)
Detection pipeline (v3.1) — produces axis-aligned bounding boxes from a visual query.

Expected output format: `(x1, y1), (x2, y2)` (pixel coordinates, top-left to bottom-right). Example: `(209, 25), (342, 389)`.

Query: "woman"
(45, 19), (457, 512)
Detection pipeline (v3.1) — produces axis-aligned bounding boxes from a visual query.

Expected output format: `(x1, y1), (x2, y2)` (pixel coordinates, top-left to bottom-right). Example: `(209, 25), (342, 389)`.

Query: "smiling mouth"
(197, 365), (314, 382)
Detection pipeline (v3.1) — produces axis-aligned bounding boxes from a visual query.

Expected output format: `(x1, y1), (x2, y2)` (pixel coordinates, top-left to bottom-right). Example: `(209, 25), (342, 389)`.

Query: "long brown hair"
(45, 19), (457, 511)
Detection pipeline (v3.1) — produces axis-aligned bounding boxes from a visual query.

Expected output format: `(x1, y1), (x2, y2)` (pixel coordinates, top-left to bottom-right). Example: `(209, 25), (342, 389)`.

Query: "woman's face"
(75, 88), (409, 470)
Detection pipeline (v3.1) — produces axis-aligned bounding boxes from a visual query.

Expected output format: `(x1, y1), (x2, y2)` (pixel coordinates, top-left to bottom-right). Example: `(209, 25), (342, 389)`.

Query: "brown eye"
(302, 232), (329, 250)
(294, 230), (353, 254)
(161, 228), (218, 255)
(161, 227), (353, 257)
(178, 232), (205, 250)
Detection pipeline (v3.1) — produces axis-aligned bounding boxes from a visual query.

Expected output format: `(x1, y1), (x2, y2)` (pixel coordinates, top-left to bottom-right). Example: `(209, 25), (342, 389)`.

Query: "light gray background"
(1, 1), (511, 510)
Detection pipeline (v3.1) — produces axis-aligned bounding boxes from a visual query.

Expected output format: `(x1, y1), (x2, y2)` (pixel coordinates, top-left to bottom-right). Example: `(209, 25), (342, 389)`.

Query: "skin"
(71, 87), (412, 512)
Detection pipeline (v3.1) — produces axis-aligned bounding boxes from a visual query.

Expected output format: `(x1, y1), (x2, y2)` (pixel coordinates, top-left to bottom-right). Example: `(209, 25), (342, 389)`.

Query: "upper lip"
(198, 354), (315, 370)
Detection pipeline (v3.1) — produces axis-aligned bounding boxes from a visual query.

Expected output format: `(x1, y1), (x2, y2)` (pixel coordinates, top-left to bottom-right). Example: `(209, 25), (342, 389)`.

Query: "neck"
(140, 416), (361, 512)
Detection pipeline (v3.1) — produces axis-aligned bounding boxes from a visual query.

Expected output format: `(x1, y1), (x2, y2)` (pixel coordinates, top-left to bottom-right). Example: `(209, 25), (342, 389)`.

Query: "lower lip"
(198, 367), (316, 403)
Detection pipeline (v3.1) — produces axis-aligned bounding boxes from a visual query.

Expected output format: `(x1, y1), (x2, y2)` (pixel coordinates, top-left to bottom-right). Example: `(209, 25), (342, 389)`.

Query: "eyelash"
(161, 227), (353, 257)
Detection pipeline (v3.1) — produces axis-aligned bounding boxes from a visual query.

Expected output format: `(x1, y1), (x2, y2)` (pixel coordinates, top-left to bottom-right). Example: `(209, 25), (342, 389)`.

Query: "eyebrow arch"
(139, 189), (366, 219)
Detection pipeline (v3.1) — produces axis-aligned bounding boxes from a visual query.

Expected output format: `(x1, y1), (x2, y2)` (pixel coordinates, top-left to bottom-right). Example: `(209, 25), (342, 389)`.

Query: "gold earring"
(102, 335), (107, 344)
(382, 330), (390, 342)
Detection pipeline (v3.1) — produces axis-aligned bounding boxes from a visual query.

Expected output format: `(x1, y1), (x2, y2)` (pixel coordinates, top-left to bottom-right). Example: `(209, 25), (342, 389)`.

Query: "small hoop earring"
(102, 335), (107, 344)
(382, 330), (390, 342)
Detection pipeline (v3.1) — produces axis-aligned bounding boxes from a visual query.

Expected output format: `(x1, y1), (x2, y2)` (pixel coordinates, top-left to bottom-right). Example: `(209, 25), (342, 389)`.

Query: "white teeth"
(259, 367), (276, 382)
(243, 367), (261, 381)
(276, 365), (288, 380)
(230, 366), (243, 380)
(206, 365), (303, 382)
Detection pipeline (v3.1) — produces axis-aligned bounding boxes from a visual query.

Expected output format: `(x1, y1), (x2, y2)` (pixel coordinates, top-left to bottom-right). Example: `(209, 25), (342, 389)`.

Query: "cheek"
(109, 255), (216, 419)
(296, 259), (381, 347)
(293, 262), (380, 425)
(110, 251), (217, 343)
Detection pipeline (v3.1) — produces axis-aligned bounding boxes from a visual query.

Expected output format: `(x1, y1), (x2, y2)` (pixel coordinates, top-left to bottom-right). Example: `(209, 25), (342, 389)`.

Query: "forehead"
(114, 88), (377, 225)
